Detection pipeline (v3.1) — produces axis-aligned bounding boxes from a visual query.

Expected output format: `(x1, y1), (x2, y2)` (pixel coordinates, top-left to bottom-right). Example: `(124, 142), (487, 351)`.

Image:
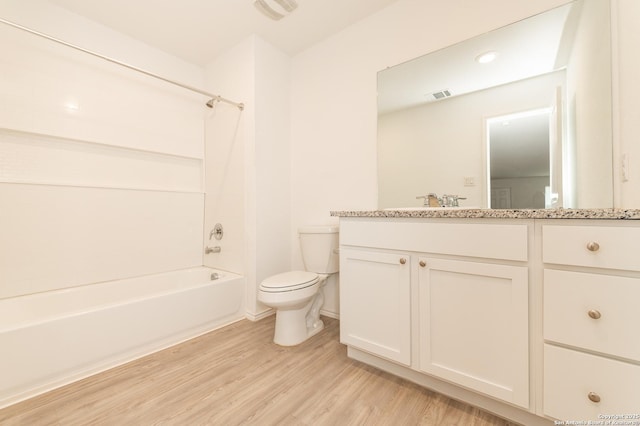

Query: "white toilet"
(258, 225), (339, 346)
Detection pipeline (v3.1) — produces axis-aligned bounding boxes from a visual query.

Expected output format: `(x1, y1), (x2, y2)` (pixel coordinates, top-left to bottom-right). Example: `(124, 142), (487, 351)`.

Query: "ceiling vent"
(430, 89), (452, 100)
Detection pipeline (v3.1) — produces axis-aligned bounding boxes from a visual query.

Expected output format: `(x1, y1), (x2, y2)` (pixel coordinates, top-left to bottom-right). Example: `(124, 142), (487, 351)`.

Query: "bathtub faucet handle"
(205, 246), (221, 254)
(210, 223), (224, 240)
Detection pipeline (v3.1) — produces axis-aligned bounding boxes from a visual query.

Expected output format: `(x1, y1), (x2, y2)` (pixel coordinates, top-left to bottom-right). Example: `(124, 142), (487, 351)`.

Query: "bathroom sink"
(384, 206), (479, 211)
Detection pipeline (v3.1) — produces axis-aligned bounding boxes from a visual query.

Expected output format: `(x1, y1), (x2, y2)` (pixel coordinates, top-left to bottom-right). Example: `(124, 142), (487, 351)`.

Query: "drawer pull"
(419, 260), (426, 267)
(588, 309), (602, 320)
(399, 258), (407, 265)
(588, 392), (601, 403)
(586, 241), (600, 252)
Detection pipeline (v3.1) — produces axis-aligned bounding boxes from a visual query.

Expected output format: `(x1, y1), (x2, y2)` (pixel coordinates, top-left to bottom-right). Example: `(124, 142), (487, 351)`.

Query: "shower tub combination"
(0, 267), (245, 409)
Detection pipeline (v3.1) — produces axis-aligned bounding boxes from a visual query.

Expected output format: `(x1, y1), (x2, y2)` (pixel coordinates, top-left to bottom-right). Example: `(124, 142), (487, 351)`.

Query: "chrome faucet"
(205, 246), (221, 254)
(441, 194), (454, 207)
(416, 193), (467, 207)
(441, 194), (467, 207)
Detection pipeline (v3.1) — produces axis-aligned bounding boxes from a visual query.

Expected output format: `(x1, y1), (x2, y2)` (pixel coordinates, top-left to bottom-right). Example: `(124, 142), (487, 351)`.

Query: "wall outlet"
(464, 176), (475, 186)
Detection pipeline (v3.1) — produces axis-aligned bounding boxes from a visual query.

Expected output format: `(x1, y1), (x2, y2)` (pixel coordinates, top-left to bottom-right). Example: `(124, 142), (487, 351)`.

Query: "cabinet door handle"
(588, 392), (601, 403)
(586, 241), (600, 252)
(419, 260), (426, 267)
(399, 258), (407, 265)
(588, 309), (602, 320)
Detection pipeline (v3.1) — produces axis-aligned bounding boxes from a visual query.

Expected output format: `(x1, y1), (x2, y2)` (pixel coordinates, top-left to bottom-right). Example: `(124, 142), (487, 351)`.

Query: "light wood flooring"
(0, 316), (519, 425)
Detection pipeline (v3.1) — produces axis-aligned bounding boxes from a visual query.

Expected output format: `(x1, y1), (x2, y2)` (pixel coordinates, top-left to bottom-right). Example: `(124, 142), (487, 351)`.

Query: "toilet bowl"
(258, 226), (339, 346)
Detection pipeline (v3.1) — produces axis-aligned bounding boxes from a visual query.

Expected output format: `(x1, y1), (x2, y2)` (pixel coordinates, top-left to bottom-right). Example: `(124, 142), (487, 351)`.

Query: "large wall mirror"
(377, 0), (613, 210)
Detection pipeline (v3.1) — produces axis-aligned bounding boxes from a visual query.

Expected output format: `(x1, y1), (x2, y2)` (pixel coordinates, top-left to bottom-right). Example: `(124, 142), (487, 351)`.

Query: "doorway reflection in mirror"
(486, 108), (559, 209)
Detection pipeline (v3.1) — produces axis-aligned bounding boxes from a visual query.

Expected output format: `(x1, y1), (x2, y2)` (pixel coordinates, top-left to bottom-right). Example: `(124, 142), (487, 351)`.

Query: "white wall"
(615, 0), (640, 207)
(3, 0), (637, 320)
(204, 36), (292, 319)
(202, 0), (640, 318)
(291, 0), (570, 210)
(566, 0), (613, 208)
(290, 0), (571, 316)
(377, 72), (564, 209)
(0, 0), (292, 320)
(0, 2), (208, 299)
(0, 0), (202, 87)
(254, 38), (293, 313)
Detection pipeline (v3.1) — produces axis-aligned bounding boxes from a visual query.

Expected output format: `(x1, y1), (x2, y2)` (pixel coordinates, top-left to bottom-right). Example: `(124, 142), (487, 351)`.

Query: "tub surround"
(336, 212), (640, 425)
(0, 14), (252, 412)
(331, 207), (640, 219)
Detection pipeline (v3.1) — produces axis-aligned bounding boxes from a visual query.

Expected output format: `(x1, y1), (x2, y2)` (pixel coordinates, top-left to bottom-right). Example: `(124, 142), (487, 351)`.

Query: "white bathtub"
(0, 267), (245, 409)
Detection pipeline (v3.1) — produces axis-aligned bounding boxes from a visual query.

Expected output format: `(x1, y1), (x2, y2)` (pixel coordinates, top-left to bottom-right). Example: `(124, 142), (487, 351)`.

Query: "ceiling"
(50, 0), (401, 66)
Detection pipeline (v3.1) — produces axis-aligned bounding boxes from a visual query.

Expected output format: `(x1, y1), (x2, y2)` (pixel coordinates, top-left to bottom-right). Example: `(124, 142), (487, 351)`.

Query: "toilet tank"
(298, 225), (339, 274)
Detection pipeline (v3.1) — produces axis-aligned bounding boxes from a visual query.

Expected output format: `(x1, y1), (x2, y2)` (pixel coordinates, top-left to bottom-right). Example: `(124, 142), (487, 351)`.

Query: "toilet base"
(272, 291), (325, 346)
(307, 318), (324, 339)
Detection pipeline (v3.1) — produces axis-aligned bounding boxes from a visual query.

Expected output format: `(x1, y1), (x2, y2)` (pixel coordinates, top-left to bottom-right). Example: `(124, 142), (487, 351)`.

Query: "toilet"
(258, 225), (339, 346)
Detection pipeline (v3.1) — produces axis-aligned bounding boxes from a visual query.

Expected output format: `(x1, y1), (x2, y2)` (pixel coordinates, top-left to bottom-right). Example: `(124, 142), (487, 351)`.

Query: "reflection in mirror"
(488, 109), (551, 209)
(377, 0), (612, 210)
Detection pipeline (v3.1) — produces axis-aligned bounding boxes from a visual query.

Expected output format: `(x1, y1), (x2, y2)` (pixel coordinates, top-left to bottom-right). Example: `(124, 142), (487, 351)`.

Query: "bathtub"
(0, 267), (245, 409)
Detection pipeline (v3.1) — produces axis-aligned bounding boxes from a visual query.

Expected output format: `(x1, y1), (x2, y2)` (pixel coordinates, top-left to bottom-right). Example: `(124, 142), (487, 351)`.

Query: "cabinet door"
(340, 248), (411, 365)
(418, 258), (529, 408)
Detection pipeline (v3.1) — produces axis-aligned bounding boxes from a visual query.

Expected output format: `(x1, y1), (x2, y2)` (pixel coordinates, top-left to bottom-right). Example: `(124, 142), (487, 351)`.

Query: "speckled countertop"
(330, 208), (640, 220)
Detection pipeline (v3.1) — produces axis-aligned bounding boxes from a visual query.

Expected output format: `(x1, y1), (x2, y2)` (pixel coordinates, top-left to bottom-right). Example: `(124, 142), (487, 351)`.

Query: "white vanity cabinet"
(336, 213), (640, 425)
(339, 248), (411, 365)
(339, 218), (532, 409)
(541, 222), (640, 420)
(418, 257), (529, 408)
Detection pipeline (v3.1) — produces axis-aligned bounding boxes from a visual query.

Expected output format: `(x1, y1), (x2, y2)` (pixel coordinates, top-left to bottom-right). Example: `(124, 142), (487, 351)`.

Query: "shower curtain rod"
(0, 17), (245, 111)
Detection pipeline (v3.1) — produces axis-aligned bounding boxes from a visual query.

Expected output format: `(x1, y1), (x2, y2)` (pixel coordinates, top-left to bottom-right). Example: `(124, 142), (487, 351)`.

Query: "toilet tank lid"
(298, 225), (339, 234)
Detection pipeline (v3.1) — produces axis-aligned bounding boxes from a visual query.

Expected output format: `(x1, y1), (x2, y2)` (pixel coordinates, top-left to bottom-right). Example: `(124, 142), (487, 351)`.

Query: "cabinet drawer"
(544, 344), (640, 421)
(340, 219), (528, 261)
(543, 225), (640, 271)
(544, 269), (640, 361)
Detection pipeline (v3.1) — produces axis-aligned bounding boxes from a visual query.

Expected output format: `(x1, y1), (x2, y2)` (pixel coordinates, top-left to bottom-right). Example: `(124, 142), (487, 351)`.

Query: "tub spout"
(205, 246), (221, 254)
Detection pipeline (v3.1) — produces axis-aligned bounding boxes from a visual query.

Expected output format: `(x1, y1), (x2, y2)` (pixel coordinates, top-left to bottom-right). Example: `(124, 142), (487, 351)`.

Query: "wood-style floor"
(0, 316), (519, 426)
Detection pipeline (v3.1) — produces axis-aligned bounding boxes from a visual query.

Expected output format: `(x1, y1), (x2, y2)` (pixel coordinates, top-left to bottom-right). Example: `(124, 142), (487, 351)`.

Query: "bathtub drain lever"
(205, 246), (221, 254)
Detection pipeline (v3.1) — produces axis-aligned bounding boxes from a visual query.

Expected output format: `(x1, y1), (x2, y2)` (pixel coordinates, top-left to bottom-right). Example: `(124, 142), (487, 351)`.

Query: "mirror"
(377, 0), (613, 210)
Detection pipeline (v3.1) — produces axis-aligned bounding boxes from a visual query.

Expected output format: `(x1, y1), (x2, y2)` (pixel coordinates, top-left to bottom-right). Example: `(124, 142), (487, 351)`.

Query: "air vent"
(431, 89), (452, 100)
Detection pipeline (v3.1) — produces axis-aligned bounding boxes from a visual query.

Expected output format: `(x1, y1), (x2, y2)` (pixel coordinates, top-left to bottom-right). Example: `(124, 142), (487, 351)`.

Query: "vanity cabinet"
(336, 213), (640, 425)
(339, 248), (411, 365)
(339, 218), (531, 408)
(541, 223), (640, 420)
(418, 257), (529, 408)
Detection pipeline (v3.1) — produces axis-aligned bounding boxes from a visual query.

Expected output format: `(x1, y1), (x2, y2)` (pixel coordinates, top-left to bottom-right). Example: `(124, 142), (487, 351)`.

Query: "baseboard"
(246, 308), (274, 322)
(320, 309), (339, 319)
(246, 309), (337, 322)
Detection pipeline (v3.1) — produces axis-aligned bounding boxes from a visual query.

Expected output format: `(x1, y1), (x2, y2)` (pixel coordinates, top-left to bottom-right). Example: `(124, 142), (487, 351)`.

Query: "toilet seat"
(260, 271), (319, 293)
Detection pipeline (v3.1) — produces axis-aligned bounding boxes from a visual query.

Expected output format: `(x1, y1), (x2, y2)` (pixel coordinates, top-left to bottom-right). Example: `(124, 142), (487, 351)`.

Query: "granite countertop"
(330, 208), (640, 220)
